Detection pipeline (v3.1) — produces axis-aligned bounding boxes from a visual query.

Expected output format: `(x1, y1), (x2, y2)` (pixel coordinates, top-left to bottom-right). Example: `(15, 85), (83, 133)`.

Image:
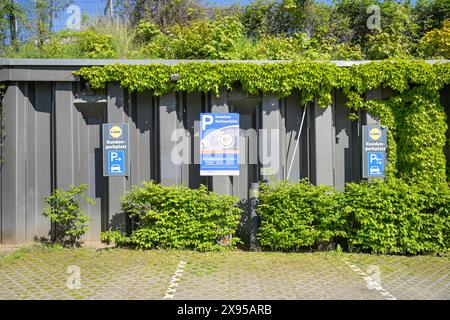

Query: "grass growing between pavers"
(0, 244), (183, 300)
(338, 252), (450, 300)
(177, 251), (384, 300)
(0, 245), (448, 300)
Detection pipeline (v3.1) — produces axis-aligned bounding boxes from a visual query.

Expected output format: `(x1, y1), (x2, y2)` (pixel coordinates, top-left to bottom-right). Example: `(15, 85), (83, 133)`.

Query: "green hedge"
(257, 179), (347, 251)
(103, 179), (449, 254)
(344, 179), (450, 254)
(257, 179), (450, 254)
(103, 181), (241, 251)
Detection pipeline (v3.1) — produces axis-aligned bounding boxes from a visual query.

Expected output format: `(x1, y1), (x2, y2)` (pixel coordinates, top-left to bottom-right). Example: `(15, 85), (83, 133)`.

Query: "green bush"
(101, 230), (130, 245)
(163, 16), (245, 60)
(8, 29), (118, 59)
(256, 178), (449, 254)
(78, 30), (116, 59)
(343, 178), (450, 254)
(105, 181), (242, 251)
(43, 184), (95, 247)
(257, 179), (346, 251)
(416, 19), (450, 59)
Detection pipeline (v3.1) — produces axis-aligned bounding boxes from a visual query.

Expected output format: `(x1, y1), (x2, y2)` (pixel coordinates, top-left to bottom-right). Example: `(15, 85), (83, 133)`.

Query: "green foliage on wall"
(76, 61), (341, 106)
(75, 60), (450, 184)
(340, 61), (450, 184)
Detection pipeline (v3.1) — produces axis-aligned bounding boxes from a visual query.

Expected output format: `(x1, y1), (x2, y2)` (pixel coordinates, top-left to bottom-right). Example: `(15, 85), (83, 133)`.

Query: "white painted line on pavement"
(164, 259), (187, 300)
(342, 259), (397, 300)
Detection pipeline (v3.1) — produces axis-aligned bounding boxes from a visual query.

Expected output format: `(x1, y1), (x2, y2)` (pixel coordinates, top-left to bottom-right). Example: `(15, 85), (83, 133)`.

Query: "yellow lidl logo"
(110, 125), (123, 139)
(369, 127), (382, 141)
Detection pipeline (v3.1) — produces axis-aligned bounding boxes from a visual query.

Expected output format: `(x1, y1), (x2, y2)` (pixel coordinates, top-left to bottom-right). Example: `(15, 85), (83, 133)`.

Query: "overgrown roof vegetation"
(0, 0), (449, 60)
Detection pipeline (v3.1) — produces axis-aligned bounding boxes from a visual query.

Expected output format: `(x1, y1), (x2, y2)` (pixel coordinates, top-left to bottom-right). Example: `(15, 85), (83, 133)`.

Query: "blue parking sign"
(200, 113), (240, 176)
(367, 152), (384, 177)
(362, 125), (388, 179)
(103, 123), (129, 176)
(107, 150), (125, 176)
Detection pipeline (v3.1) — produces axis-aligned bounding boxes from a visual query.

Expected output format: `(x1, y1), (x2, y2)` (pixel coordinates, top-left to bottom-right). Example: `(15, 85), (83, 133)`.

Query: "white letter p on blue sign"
(202, 114), (214, 131)
(110, 152), (118, 162)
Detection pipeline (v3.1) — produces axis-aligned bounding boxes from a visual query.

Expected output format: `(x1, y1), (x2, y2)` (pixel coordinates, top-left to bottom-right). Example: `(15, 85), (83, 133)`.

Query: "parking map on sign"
(200, 113), (240, 176)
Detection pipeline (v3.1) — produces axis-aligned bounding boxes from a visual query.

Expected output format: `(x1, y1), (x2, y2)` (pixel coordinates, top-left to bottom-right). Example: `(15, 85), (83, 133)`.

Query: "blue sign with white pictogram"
(200, 113), (240, 176)
(108, 150), (125, 175)
(362, 125), (388, 179)
(367, 152), (384, 177)
(103, 123), (129, 176)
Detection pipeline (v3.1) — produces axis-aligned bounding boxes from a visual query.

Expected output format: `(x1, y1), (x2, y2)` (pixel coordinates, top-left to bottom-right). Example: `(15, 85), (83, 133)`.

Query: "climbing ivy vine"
(75, 60), (450, 185)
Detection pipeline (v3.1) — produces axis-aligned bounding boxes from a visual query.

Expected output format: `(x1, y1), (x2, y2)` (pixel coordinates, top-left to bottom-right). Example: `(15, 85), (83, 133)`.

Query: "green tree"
(0, 0), (26, 52)
(417, 18), (450, 59)
(334, 0), (380, 46)
(116, 0), (205, 28)
(365, 3), (418, 59)
(32, 0), (71, 47)
(241, 0), (294, 38)
(414, 0), (450, 34)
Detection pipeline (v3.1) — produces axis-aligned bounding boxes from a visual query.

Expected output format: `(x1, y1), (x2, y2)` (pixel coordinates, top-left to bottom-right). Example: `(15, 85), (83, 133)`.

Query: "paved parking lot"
(0, 245), (448, 300)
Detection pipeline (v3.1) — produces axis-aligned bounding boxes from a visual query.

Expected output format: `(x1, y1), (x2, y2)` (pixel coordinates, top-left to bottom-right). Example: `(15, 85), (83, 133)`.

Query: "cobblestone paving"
(0, 245), (448, 300)
(342, 253), (449, 300)
(0, 246), (181, 300)
(177, 252), (383, 300)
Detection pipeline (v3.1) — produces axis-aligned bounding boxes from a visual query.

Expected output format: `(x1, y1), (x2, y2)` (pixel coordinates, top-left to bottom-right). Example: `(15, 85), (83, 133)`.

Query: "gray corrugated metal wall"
(1, 77), (448, 244)
(2, 82), (52, 243)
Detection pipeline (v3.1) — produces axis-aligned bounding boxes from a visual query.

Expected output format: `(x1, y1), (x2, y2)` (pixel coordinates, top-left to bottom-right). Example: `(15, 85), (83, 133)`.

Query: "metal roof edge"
(0, 58), (447, 67)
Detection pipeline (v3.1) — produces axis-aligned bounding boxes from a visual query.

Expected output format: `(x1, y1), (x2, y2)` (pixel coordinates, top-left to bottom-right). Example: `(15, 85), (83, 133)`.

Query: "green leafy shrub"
(417, 18), (450, 59)
(101, 230), (130, 245)
(78, 30), (116, 59)
(135, 21), (163, 42)
(257, 179), (346, 251)
(257, 178), (449, 254)
(364, 6), (415, 60)
(3, 0), (450, 60)
(40, 30), (84, 58)
(43, 184), (95, 247)
(343, 178), (450, 254)
(166, 16), (245, 60)
(14, 29), (118, 59)
(328, 43), (364, 60)
(252, 34), (320, 60)
(105, 181), (242, 251)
